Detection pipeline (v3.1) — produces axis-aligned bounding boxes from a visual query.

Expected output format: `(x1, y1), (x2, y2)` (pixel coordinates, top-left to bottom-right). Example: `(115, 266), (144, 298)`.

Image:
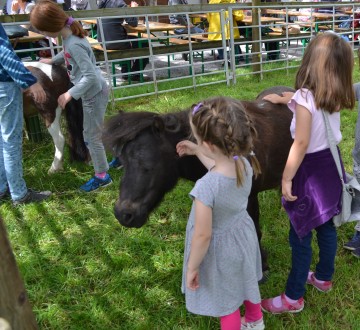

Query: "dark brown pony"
(103, 86), (294, 271)
(23, 62), (88, 173)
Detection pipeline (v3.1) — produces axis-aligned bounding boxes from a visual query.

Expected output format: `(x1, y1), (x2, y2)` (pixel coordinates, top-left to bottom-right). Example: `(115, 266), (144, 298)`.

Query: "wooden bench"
(333, 26), (360, 35)
(293, 21), (332, 31)
(11, 31), (47, 60)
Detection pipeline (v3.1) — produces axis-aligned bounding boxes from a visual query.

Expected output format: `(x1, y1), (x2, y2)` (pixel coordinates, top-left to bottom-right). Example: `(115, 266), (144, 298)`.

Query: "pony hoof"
(48, 165), (63, 174)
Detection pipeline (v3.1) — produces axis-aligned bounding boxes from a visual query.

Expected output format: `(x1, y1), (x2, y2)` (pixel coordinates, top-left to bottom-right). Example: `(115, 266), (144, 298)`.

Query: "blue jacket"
(0, 23), (37, 89)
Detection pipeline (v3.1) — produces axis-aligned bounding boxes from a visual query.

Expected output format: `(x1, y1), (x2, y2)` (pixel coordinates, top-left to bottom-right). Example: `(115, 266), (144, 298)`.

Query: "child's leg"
(82, 83), (109, 174)
(219, 309), (240, 330)
(244, 300), (262, 322)
(315, 220), (337, 281)
(285, 224), (312, 300)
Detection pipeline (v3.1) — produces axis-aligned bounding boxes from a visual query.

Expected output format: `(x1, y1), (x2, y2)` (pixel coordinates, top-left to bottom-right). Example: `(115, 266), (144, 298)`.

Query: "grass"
(1, 65), (360, 330)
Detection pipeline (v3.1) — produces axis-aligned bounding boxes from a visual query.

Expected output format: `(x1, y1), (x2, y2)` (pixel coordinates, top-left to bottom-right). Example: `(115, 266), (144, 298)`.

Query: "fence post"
(0, 217), (38, 330)
(252, 0), (261, 80)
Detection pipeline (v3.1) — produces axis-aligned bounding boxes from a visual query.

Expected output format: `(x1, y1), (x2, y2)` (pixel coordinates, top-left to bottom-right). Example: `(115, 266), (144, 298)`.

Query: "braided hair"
(191, 97), (261, 186)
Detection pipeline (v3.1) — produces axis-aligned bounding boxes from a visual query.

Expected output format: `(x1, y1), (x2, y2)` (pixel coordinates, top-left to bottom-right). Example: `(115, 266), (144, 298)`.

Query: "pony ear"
(163, 114), (181, 133)
(152, 116), (165, 133)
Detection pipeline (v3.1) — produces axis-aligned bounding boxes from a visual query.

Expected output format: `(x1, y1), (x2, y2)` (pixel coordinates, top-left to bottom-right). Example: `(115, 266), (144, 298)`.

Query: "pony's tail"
(63, 97), (89, 162)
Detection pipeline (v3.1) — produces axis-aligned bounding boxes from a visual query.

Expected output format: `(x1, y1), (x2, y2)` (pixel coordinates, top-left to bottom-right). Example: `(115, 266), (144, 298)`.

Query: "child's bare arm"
(263, 92), (294, 104)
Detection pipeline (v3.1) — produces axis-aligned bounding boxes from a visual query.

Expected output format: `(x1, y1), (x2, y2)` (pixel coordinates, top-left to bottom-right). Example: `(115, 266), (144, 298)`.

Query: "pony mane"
(103, 110), (190, 153)
(103, 111), (162, 152)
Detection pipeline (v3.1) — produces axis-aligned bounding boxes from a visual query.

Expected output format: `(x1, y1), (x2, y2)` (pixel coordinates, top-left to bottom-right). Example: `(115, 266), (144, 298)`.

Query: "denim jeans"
(0, 82), (27, 200)
(285, 219), (337, 300)
(174, 26), (204, 35)
(82, 79), (109, 174)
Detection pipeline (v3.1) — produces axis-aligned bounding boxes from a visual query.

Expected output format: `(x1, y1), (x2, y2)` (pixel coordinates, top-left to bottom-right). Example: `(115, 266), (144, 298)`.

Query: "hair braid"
(190, 97), (262, 186)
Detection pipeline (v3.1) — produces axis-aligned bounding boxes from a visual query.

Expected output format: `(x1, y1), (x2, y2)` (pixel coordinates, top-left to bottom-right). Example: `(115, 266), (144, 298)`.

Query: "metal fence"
(1, 2), (359, 103)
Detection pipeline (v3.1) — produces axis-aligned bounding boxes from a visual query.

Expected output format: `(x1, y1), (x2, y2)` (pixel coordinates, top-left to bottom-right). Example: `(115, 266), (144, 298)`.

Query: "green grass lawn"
(1, 66), (360, 330)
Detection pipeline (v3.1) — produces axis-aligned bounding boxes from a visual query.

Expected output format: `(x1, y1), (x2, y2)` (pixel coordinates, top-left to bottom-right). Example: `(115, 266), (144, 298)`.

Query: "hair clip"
(249, 150), (255, 156)
(192, 102), (203, 115)
(66, 16), (74, 27)
(233, 155), (239, 161)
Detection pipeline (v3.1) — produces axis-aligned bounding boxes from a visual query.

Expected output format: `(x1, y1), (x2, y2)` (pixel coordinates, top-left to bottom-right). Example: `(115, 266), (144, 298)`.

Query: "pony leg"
(47, 106), (65, 174)
(247, 193), (269, 275)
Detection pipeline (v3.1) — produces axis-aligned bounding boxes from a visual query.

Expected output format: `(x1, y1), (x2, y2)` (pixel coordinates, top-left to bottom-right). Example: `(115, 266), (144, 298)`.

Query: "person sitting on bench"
(97, 0), (149, 81)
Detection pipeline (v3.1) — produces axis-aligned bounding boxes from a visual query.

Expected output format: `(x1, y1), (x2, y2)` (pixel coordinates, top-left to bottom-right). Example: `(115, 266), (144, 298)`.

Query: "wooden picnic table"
(10, 31), (47, 60)
(124, 21), (185, 35)
(242, 16), (285, 25)
(10, 31), (46, 44)
(264, 9), (345, 20)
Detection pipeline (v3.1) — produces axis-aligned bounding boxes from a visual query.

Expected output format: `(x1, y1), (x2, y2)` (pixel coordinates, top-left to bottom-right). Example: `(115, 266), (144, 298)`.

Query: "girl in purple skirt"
(259, 33), (355, 314)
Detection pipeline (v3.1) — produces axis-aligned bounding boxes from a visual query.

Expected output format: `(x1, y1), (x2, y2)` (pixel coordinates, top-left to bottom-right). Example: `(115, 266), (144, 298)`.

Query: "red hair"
(30, 0), (87, 38)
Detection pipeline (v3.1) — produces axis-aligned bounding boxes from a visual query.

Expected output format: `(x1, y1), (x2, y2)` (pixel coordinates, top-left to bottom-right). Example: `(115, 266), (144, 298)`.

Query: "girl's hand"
(58, 92), (72, 109)
(11, 0), (19, 12)
(176, 140), (198, 157)
(27, 83), (46, 103)
(263, 92), (294, 104)
(39, 58), (53, 64)
(282, 178), (297, 201)
(186, 268), (200, 291)
(130, 1), (138, 7)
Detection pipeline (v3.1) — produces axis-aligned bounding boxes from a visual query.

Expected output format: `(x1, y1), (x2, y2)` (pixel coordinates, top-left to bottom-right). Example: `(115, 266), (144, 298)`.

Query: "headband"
(66, 16), (74, 27)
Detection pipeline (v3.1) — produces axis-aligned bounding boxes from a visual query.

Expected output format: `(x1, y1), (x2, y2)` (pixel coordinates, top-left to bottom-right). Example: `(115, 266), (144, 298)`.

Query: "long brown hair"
(30, 0), (87, 38)
(295, 33), (355, 113)
(190, 97), (261, 186)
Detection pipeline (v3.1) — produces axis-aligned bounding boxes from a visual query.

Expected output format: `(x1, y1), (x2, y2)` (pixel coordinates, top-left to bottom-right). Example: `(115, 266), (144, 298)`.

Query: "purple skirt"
(282, 148), (343, 238)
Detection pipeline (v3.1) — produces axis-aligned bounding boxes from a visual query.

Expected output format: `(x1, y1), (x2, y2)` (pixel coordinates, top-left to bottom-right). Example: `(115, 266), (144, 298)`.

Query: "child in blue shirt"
(0, 23), (51, 205)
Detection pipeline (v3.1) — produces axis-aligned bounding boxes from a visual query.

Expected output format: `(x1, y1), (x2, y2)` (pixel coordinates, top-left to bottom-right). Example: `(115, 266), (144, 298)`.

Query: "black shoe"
(182, 53), (189, 61)
(0, 188), (9, 201)
(13, 189), (51, 206)
(129, 75), (150, 82)
(130, 74), (141, 81)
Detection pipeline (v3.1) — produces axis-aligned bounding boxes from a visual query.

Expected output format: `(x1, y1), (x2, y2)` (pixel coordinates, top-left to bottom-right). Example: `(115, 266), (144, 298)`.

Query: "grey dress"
(182, 158), (262, 317)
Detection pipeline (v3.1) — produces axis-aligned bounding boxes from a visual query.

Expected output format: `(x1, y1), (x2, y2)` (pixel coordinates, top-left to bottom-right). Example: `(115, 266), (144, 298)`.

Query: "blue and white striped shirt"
(0, 23), (37, 89)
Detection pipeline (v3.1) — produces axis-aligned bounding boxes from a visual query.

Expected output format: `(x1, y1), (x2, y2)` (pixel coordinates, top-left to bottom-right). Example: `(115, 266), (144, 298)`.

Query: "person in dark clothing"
(97, 0), (149, 81)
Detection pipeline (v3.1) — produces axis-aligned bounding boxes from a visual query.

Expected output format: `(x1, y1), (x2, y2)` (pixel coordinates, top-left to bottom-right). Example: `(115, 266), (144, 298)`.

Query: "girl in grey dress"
(176, 97), (265, 330)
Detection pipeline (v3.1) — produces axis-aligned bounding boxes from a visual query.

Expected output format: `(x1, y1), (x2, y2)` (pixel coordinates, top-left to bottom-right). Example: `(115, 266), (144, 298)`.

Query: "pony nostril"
(120, 212), (134, 226)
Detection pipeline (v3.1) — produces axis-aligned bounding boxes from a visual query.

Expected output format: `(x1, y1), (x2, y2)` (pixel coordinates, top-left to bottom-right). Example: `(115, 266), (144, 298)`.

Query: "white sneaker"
(241, 317), (265, 330)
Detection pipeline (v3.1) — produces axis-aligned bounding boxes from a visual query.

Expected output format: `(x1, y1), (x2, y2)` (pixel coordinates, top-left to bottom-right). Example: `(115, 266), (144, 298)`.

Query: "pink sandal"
(306, 271), (332, 292)
(261, 293), (304, 314)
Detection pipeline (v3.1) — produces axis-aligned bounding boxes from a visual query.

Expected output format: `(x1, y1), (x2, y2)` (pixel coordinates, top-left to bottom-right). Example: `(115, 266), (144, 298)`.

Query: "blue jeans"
(82, 79), (109, 174)
(174, 26), (204, 35)
(285, 219), (337, 300)
(0, 82), (27, 200)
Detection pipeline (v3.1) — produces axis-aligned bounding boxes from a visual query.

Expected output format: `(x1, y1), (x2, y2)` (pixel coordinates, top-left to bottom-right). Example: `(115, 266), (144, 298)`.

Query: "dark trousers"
(121, 36), (150, 74)
(285, 219), (337, 300)
(217, 45), (242, 61)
